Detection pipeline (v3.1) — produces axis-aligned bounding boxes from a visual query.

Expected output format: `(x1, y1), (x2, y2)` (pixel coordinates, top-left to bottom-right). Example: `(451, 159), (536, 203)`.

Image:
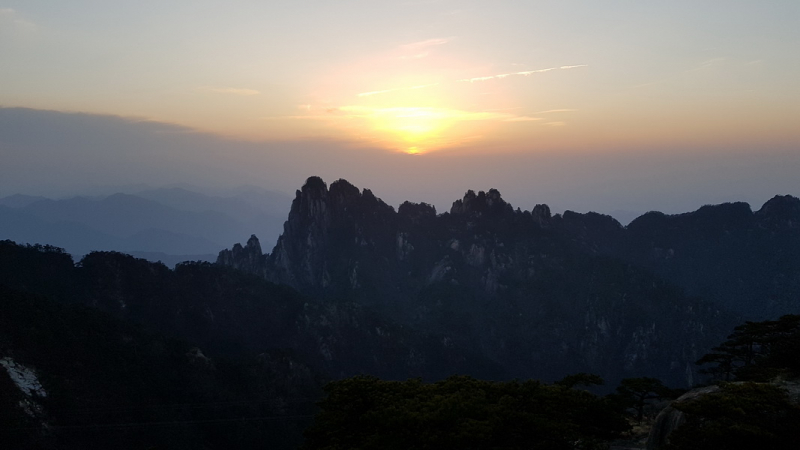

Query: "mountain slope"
(219, 177), (741, 387)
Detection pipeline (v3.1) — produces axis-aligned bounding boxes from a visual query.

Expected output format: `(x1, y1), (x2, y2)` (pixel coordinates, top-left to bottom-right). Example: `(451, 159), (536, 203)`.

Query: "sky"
(2, 1), (799, 218)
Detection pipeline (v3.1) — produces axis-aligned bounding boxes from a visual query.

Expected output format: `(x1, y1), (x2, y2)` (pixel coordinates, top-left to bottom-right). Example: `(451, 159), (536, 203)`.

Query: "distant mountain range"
(0, 186), (292, 265)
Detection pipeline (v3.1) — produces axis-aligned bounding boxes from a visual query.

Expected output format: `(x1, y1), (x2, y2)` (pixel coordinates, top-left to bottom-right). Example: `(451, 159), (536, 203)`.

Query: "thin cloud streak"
(357, 64), (586, 98)
(535, 109), (578, 114)
(503, 117), (543, 122)
(399, 38), (452, 51)
(457, 64), (587, 83)
(0, 8), (37, 32)
(201, 87), (261, 96)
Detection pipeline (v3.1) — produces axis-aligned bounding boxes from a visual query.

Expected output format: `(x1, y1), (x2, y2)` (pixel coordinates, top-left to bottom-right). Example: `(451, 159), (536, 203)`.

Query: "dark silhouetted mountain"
(126, 250), (216, 267)
(0, 283), (319, 450)
(605, 195), (800, 319)
(219, 177), (743, 387)
(0, 241), (502, 382)
(1, 240), (506, 449)
(224, 178), (800, 322)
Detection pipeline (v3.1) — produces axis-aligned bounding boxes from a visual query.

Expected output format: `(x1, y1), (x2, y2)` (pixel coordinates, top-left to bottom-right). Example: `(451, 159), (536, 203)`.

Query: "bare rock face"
(646, 385), (720, 450)
(266, 177), (397, 295)
(646, 380), (800, 449)
(450, 188), (513, 217)
(756, 194), (800, 230)
(216, 234), (265, 276)
(531, 204), (551, 226)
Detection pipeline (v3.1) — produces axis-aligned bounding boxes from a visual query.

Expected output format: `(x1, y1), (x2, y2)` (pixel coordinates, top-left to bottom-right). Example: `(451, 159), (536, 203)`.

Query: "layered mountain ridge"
(219, 176), (800, 386)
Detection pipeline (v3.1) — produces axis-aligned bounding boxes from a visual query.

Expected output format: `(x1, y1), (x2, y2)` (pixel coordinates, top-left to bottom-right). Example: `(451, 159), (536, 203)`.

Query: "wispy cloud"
(457, 64), (587, 83)
(356, 64), (587, 98)
(503, 117), (543, 122)
(201, 87), (261, 96)
(396, 37), (454, 60)
(0, 8), (37, 33)
(399, 38), (452, 51)
(400, 52), (430, 60)
(535, 109), (577, 114)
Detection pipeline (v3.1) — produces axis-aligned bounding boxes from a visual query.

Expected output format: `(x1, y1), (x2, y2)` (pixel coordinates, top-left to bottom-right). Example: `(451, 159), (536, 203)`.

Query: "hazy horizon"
(2, 1), (799, 221)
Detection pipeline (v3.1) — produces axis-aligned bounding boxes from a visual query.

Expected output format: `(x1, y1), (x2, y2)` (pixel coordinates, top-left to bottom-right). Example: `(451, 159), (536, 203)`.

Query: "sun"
(361, 107), (462, 154)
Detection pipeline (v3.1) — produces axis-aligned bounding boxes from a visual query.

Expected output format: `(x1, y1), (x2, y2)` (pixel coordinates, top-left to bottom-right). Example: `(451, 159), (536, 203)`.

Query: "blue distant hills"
(0, 186), (291, 266)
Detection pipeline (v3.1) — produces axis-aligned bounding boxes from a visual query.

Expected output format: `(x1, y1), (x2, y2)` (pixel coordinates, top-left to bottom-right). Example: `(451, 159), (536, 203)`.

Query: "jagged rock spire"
(216, 234), (265, 275)
(450, 188), (513, 216)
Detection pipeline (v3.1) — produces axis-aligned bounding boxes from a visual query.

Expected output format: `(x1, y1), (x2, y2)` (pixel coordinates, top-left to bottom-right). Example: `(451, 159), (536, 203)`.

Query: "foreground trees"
(660, 315), (800, 449)
(302, 375), (629, 450)
(613, 377), (677, 423)
(696, 315), (800, 381)
(666, 382), (800, 450)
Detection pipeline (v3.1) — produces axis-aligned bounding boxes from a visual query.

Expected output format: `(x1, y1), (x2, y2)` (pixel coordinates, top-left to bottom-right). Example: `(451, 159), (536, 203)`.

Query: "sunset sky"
(2, 1), (799, 217)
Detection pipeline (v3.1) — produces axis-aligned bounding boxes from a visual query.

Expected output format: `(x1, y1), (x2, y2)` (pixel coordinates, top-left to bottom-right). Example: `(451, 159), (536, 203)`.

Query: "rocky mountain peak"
(216, 234), (265, 275)
(756, 195), (800, 229)
(245, 234), (262, 253)
(398, 201), (436, 224)
(301, 176), (327, 195)
(450, 188), (513, 216)
(290, 176), (330, 222)
(327, 179), (360, 215)
(267, 177), (396, 291)
(531, 204), (552, 225)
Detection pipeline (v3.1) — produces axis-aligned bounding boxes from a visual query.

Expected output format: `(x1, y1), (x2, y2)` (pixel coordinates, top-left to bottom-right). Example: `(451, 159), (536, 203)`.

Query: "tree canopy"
(696, 315), (800, 381)
(302, 375), (629, 450)
(666, 382), (800, 450)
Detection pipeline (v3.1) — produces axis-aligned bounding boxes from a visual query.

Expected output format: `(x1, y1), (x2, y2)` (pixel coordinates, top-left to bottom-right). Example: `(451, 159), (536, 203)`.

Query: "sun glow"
(294, 40), (585, 153)
(338, 106), (457, 154)
(335, 105), (516, 154)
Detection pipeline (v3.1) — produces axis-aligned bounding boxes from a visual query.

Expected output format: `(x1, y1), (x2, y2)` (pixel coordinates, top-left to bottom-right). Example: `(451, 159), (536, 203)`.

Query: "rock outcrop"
(216, 234), (266, 276)
(646, 380), (800, 449)
(646, 385), (719, 450)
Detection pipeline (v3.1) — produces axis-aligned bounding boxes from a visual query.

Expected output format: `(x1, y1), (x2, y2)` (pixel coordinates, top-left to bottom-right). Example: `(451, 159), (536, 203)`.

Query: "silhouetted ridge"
(301, 175), (327, 193)
(450, 188), (513, 217)
(560, 210), (623, 232)
(531, 204), (552, 224)
(627, 202), (753, 233)
(626, 211), (668, 231)
(216, 177), (747, 387)
(217, 234), (265, 275)
(756, 195), (800, 229)
(398, 201), (436, 223)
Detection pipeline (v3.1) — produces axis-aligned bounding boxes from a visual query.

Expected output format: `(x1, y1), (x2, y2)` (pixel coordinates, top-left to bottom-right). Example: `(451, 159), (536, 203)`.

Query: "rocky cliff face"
(219, 177), (786, 387)
(216, 234), (267, 276)
(646, 379), (800, 449)
(608, 196), (800, 319)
